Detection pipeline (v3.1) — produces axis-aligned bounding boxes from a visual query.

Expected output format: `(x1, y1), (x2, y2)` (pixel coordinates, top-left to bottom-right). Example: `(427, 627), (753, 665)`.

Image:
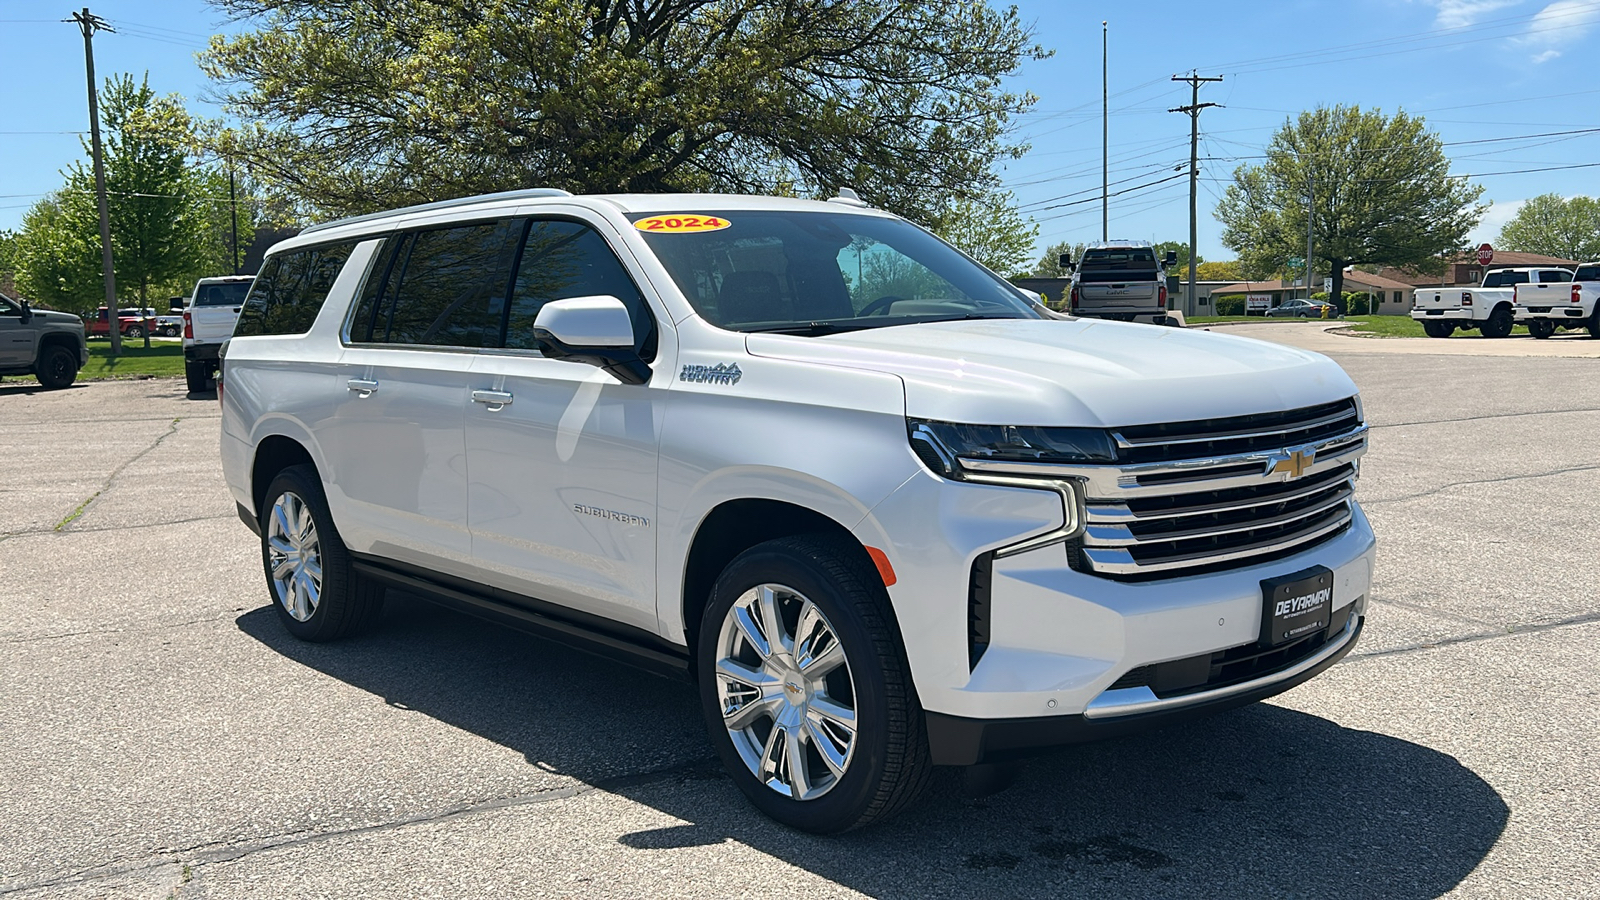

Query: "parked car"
(1268, 298), (1335, 318)
(84, 307), (159, 339)
(1061, 241), (1178, 323)
(182, 275), (254, 392)
(1514, 261), (1600, 339)
(1411, 266), (1572, 338)
(0, 292), (88, 389)
(221, 189), (1375, 833)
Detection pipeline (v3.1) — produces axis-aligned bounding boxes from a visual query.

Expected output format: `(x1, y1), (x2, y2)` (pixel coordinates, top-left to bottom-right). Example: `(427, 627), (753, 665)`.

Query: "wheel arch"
(679, 498), (883, 662)
(251, 432), (318, 521)
(36, 332), (81, 360)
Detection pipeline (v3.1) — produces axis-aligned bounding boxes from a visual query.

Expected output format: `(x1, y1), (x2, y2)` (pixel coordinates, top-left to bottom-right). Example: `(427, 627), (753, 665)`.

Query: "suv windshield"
(193, 281), (252, 307)
(631, 210), (1040, 334)
(1482, 270), (1530, 287)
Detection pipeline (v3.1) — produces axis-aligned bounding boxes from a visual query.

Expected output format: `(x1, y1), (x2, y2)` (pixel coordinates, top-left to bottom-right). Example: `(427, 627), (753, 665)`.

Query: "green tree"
(1195, 259), (1243, 281)
(14, 191), (103, 314)
(932, 191), (1038, 276)
(1153, 240), (1200, 273)
(1029, 240), (1087, 277)
(200, 0), (1047, 224)
(0, 229), (17, 296)
(1497, 193), (1600, 261)
(1216, 105), (1483, 303)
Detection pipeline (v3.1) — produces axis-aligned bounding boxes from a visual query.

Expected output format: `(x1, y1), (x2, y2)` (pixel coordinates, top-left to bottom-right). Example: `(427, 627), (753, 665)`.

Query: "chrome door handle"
(347, 378), (379, 397)
(471, 389), (514, 410)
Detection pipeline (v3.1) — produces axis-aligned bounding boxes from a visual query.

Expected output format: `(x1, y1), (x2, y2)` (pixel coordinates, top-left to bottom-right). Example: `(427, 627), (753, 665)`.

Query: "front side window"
(632, 210), (1040, 334)
(505, 220), (655, 355)
(235, 244), (355, 337)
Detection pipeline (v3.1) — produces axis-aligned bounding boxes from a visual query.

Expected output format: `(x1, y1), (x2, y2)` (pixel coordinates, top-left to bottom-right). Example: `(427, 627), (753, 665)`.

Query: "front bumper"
(927, 615), (1362, 764)
(1410, 308), (1473, 321)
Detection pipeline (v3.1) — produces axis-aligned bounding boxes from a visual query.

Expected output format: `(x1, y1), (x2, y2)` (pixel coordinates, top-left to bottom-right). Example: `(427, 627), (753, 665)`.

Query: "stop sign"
(1477, 243), (1494, 265)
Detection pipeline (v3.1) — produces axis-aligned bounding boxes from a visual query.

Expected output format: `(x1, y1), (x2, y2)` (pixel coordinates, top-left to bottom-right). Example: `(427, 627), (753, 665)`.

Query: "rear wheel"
(1588, 306), (1600, 339)
(698, 534), (931, 833)
(1422, 320), (1453, 338)
(1528, 319), (1556, 339)
(124, 324), (145, 339)
(35, 345), (78, 389)
(1480, 306), (1514, 338)
(259, 464), (384, 641)
(185, 360), (210, 394)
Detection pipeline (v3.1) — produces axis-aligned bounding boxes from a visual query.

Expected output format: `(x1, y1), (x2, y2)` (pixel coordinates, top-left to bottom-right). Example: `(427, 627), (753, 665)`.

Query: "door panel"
(0, 304), (32, 366)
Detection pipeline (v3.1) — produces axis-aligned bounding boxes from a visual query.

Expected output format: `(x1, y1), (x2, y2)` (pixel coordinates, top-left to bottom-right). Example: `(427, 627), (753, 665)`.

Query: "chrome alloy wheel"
(266, 490), (323, 622)
(715, 584), (858, 801)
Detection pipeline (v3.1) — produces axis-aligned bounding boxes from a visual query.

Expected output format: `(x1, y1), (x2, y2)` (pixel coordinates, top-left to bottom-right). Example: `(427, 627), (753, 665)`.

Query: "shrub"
(1214, 294), (1245, 316)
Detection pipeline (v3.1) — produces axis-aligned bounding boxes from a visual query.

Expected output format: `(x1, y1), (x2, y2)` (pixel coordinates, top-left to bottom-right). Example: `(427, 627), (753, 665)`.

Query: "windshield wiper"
(741, 321), (875, 336)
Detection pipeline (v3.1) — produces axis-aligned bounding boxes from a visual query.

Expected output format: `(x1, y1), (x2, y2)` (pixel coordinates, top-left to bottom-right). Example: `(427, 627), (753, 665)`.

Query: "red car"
(85, 307), (160, 339)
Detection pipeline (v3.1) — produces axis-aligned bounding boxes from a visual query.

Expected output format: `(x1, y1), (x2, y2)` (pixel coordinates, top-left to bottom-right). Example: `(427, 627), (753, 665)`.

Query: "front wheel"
(259, 464), (384, 641)
(1528, 319), (1556, 339)
(698, 535), (931, 833)
(35, 345), (79, 389)
(124, 325), (145, 339)
(1422, 320), (1453, 338)
(1480, 306), (1514, 338)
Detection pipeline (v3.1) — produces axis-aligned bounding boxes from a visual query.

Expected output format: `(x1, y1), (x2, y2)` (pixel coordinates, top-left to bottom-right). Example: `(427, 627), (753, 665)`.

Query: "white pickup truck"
(1411, 266), (1572, 338)
(1514, 261), (1600, 339)
(182, 275), (254, 392)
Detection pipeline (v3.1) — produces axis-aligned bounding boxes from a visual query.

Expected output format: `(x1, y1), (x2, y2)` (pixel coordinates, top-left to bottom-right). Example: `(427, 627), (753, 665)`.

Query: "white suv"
(220, 189), (1375, 833)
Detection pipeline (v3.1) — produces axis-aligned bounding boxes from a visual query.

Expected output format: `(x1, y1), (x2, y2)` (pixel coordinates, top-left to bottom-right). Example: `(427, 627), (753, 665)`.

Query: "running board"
(350, 559), (692, 681)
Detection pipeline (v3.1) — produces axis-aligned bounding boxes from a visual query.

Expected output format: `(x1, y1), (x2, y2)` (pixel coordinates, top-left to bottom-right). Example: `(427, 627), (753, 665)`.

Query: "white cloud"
(1470, 199), (1526, 246)
(1517, 1), (1600, 62)
(1424, 0), (1521, 29)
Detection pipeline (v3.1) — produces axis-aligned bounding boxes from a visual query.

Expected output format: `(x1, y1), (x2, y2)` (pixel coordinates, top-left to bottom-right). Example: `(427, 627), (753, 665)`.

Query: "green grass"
(1339, 315), (1529, 338)
(80, 341), (186, 380)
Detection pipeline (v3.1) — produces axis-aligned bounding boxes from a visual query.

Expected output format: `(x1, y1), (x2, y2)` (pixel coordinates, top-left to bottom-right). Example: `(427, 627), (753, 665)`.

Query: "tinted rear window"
(1081, 248), (1157, 267)
(234, 244), (355, 337)
(193, 281), (252, 306)
(1481, 270), (1530, 287)
(1575, 266), (1600, 281)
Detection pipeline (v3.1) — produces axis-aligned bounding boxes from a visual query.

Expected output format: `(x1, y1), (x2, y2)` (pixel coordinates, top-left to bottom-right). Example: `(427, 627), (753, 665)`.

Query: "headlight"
(907, 418), (1116, 479)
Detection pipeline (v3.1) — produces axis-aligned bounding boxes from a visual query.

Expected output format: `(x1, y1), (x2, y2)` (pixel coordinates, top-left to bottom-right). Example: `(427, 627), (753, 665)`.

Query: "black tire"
(1422, 320), (1453, 338)
(258, 464), (384, 642)
(1528, 319), (1556, 339)
(35, 344), (79, 389)
(697, 534), (932, 833)
(1480, 306), (1514, 338)
(1588, 305), (1600, 339)
(124, 324), (144, 339)
(185, 360), (210, 394)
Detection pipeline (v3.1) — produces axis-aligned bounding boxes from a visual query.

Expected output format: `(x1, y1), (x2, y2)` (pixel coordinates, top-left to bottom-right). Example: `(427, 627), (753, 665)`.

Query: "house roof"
(1341, 269), (1417, 292)
(1209, 280), (1291, 294)
(1380, 250), (1581, 286)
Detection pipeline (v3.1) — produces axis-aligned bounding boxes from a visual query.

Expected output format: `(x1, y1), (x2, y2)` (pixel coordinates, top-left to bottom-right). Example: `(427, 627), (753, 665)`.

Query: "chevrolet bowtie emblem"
(1270, 449), (1315, 479)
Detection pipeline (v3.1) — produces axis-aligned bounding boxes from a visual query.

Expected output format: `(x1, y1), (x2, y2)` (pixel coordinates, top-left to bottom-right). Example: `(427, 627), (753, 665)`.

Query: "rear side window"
(365, 221), (520, 347)
(234, 244), (355, 337)
(505, 220), (655, 354)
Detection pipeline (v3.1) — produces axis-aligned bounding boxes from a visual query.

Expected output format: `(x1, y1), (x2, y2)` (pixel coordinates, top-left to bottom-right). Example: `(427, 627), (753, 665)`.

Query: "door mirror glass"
(1164, 250), (1179, 266)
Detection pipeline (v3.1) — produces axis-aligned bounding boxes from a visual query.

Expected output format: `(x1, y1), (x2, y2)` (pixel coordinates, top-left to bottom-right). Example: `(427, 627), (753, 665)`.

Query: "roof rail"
(299, 187), (575, 235)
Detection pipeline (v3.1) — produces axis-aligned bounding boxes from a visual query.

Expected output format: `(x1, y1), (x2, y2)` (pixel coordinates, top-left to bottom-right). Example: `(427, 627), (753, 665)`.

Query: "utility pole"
(229, 165), (239, 275)
(69, 7), (119, 357)
(1101, 21), (1108, 241)
(1169, 72), (1222, 317)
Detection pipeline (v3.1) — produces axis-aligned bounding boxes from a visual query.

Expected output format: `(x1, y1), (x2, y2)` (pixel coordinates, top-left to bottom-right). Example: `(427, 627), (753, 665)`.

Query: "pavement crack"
(1350, 609), (1600, 661)
(54, 417), (183, 533)
(0, 758), (721, 895)
(1361, 463), (1600, 506)
(0, 612), (244, 645)
(1370, 405), (1600, 430)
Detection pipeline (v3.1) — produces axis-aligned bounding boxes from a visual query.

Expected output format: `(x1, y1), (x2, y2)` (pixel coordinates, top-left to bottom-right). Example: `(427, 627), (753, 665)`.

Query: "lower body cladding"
(1409, 309), (1473, 321)
(867, 474), (1376, 767)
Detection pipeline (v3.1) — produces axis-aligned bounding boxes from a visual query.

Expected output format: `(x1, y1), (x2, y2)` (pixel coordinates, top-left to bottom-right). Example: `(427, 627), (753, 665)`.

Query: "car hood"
(744, 318), (1358, 426)
(35, 310), (84, 326)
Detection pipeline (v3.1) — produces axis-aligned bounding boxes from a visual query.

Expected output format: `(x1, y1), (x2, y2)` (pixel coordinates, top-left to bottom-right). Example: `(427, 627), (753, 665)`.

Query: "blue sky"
(3, 0), (1598, 265)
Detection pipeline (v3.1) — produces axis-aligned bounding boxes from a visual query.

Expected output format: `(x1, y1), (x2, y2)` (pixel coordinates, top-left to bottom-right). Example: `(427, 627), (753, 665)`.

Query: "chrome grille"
(956, 399), (1367, 580)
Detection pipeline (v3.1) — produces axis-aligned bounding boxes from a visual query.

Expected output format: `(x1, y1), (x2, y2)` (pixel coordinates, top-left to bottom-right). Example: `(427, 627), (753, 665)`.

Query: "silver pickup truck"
(1062, 241), (1178, 323)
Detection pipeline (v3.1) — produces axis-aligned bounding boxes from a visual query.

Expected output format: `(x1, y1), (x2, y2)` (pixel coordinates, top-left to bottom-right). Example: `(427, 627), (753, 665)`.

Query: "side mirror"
(1058, 253), (1073, 270)
(19, 299), (33, 324)
(532, 295), (650, 385)
(1164, 250), (1179, 266)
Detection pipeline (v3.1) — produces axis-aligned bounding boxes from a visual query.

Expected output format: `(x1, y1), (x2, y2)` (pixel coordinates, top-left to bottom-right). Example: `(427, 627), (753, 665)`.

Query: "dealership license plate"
(1425, 309), (1444, 315)
(1259, 567), (1334, 648)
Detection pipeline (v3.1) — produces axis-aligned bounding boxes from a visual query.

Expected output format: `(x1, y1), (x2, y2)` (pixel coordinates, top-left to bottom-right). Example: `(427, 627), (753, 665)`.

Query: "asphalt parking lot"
(2, 328), (1597, 899)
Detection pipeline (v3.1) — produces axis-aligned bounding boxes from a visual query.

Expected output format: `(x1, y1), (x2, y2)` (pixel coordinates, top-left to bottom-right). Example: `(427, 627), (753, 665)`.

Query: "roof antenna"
(828, 187), (868, 207)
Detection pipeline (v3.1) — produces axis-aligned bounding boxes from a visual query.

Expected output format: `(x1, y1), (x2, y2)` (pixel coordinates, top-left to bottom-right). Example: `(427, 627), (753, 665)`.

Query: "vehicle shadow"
(0, 381), (85, 397)
(237, 594), (1508, 900)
